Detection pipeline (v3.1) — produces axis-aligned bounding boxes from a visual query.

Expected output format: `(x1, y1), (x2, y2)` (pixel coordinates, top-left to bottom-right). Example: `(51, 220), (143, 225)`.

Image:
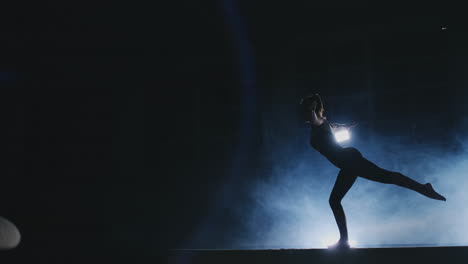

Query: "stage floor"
(166, 245), (468, 264)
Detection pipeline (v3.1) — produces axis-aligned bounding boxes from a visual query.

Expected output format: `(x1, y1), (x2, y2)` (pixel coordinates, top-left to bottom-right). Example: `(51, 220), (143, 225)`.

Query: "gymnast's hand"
(310, 100), (318, 111)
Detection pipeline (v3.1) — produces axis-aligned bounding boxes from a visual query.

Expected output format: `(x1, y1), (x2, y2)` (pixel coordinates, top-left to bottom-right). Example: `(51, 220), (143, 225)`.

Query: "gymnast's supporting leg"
(329, 169), (357, 248)
(356, 155), (446, 201)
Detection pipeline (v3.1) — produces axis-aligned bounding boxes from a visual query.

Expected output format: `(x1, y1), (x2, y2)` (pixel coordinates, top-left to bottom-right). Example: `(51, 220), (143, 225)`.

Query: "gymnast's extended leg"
(354, 153), (446, 201)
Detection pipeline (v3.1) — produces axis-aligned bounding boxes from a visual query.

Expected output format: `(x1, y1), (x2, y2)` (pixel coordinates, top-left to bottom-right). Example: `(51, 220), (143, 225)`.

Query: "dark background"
(0, 0), (466, 262)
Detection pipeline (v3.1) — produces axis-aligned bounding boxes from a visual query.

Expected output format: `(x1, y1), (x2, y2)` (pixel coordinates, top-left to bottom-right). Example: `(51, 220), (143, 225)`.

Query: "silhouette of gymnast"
(300, 93), (446, 249)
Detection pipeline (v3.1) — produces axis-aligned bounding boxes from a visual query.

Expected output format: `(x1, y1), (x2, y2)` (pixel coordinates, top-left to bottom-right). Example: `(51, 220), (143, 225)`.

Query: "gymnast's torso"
(310, 120), (361, 169)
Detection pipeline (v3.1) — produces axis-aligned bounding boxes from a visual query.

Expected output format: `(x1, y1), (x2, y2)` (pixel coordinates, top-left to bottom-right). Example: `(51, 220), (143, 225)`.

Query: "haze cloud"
(232, 127), (468, 248)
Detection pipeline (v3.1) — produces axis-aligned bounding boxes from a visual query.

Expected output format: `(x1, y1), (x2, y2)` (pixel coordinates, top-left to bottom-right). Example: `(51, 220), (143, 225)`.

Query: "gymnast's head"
(300, 93), (325, 122)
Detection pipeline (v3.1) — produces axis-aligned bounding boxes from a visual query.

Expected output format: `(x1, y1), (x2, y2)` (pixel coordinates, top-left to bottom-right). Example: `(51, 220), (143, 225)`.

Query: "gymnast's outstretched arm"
(330, 122), (358, 130)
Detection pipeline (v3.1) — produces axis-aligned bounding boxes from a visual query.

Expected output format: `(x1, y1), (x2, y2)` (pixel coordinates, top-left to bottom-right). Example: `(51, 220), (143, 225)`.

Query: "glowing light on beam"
(334, 129), (351, 143)
(321, 236), (338, 248)
(321, 237), (358, 249)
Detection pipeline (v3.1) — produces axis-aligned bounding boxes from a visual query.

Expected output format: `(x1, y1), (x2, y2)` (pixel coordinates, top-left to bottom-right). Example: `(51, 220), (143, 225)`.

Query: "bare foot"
(425, 183), (446, 201)
(328, 240), (351, 250)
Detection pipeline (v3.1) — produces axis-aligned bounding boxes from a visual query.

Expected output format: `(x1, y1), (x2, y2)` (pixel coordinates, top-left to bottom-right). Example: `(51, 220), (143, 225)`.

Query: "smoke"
(230, 125), (468, 248)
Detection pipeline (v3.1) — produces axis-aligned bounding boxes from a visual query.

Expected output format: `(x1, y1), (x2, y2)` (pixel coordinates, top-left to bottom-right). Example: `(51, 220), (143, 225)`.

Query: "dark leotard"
(310, 121), (438, 247)
(310, 120), (362, 171)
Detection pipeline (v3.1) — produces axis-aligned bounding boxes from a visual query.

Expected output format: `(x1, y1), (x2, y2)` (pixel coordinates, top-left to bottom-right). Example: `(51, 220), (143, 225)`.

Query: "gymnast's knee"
(380, 177), (394, 185)
(329, 196), (341, 207)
